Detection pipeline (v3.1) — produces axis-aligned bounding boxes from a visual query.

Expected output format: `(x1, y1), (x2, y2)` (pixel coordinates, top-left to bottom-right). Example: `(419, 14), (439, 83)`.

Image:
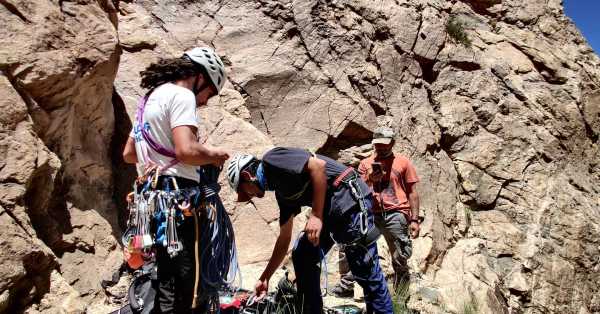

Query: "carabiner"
(171, 177), (179, 191)
(359, 211), (369, 235)
(152, 168), (160, 189)
(179, 200), (190, 210)
(126, 192), (135, 204)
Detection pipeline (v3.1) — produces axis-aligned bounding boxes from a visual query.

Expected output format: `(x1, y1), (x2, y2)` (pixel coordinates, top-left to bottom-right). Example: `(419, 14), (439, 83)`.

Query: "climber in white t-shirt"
(122, 47), (230, 313)
(123, 48), (229, 171)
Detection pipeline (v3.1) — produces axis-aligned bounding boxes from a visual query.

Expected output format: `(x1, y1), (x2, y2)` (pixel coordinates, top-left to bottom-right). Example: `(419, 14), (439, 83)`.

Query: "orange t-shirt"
(358, 153), (419, 215)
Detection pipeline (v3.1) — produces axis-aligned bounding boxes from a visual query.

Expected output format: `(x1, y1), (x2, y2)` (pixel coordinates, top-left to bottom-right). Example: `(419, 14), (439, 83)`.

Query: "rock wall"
(115, 1), (599, 313)
(0, 0), (124, 312)
(0, 0), (599, 313)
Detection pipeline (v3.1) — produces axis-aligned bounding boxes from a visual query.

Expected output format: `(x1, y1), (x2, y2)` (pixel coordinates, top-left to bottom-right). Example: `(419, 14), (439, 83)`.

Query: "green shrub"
(446, 17), (472, 47)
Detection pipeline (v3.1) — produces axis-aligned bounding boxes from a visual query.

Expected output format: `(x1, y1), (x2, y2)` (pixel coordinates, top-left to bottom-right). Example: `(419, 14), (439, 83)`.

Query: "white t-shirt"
(129, 83), (200, 181)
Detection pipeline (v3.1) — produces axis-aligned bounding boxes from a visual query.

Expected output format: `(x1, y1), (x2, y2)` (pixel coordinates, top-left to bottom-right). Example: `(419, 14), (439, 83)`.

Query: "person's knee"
(291, 239), (317, 271)
(391, 239), (411, 261)
(291, 240), (305, 262)
(345, 245), (377, 277)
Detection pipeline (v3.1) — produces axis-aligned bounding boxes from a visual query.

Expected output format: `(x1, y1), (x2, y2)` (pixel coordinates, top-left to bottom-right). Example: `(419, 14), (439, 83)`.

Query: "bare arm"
(307, 157), (326, 220)
(122, 137), (138, 164)
(406, 182), (420, 238)
(172, 126), (229, 166)
(260, 217), (293, 281)
(305, 157), (326, 246)
(406, 182), (420, 220)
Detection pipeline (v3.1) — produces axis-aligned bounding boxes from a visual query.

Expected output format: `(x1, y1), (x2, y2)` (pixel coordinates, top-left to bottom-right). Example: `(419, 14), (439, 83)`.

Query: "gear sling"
(124, 92), (239, 311)
(332, 167), (380, 246)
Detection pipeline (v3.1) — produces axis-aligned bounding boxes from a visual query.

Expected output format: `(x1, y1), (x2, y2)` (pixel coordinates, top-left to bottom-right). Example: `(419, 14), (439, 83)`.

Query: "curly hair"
(140, 57), (210, 90)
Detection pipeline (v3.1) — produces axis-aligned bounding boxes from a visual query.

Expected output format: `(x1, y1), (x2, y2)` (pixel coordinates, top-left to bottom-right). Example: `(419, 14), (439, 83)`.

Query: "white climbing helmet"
(183, 47), (226, 93)
(227, 153), (257, 191)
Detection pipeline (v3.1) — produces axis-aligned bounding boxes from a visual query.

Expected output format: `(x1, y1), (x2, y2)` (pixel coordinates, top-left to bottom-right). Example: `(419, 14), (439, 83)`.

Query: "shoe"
(329, 284), (354, 298)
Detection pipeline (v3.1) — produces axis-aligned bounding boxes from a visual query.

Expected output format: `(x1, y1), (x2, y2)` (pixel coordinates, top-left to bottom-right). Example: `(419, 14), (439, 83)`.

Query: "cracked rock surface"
(1, 0), (599, 313)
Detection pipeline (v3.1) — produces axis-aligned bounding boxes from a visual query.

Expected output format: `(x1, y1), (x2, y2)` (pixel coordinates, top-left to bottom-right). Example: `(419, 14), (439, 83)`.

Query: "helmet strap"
(192, 74), (213, 96)
(192, 74), (200, 95)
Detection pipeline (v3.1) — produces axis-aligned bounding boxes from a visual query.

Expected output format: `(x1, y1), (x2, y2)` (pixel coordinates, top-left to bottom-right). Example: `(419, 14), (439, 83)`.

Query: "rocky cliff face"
(0, 0), (123, 312)
(1, 0), (599, 313)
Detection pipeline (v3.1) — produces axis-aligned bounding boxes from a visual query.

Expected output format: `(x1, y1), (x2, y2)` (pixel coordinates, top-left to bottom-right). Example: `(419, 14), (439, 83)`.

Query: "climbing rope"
(196, 166), (242, 290)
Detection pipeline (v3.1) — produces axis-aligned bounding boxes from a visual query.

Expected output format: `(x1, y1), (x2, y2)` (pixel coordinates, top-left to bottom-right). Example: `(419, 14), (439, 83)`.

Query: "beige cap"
(372, 126), (395, 145)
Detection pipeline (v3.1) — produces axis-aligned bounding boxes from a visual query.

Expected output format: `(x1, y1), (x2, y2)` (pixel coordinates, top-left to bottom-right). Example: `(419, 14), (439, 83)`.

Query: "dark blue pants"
(292, 209), (393, 314)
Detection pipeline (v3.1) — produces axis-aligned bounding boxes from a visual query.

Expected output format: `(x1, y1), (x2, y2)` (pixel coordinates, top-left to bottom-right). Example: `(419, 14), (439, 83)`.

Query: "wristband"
(410, 217), (420, 223)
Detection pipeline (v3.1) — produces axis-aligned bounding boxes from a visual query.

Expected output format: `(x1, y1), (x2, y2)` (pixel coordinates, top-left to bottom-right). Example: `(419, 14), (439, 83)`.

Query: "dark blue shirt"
(261, 147), (371, 225)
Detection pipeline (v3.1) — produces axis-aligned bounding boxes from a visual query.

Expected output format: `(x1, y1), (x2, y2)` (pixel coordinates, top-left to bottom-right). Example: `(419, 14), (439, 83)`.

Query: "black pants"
(154, 217), (202, 313)
(153, 176), (214, 313)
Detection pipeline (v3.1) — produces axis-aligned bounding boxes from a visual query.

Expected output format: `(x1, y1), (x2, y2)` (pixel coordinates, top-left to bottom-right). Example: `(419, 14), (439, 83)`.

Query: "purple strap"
(136, 95), (179, 165)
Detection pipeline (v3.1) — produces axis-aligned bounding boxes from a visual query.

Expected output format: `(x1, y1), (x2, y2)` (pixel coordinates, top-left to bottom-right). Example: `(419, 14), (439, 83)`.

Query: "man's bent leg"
(345, 243), (393, 314)
(292, 232), (333, 314)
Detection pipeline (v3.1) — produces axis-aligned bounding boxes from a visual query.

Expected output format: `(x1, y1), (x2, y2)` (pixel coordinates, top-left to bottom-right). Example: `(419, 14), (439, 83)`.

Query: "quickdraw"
(124, 171), (186, 263)
(123, 180), (156, 269)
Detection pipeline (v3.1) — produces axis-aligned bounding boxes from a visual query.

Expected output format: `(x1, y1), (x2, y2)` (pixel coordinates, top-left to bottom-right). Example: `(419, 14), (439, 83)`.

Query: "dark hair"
(140, 57), (210, 90)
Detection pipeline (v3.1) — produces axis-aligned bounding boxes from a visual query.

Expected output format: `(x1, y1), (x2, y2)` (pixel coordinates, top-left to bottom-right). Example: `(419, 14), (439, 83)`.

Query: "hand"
(211, 148), (230, 167)
(304, 214), (323, 246)
(254, 278), (269, 301)
(409, 221), (420, 239)
(368, 168), (384, 182)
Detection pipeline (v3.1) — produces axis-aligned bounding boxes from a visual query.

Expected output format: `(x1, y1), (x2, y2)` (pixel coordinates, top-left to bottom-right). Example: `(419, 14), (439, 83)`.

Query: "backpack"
(107, 262), (157, 314)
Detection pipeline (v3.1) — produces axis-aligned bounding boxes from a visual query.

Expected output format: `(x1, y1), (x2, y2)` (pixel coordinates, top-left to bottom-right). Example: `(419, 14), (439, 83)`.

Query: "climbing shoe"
(329, 283), (354, 298)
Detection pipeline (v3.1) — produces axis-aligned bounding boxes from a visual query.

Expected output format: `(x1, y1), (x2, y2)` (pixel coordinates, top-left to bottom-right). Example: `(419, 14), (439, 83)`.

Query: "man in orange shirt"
(332, 126), (421, 296)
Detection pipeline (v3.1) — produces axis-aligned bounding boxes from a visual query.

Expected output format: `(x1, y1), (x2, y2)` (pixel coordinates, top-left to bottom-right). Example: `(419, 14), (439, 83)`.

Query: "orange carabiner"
(179, 201), (194, 217)
(126, 192), (135, 204)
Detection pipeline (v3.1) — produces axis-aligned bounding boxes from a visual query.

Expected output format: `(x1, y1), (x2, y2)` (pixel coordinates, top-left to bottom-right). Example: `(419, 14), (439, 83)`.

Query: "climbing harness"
(333, 168), (371, 236)
(135, 93), (179, 168)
